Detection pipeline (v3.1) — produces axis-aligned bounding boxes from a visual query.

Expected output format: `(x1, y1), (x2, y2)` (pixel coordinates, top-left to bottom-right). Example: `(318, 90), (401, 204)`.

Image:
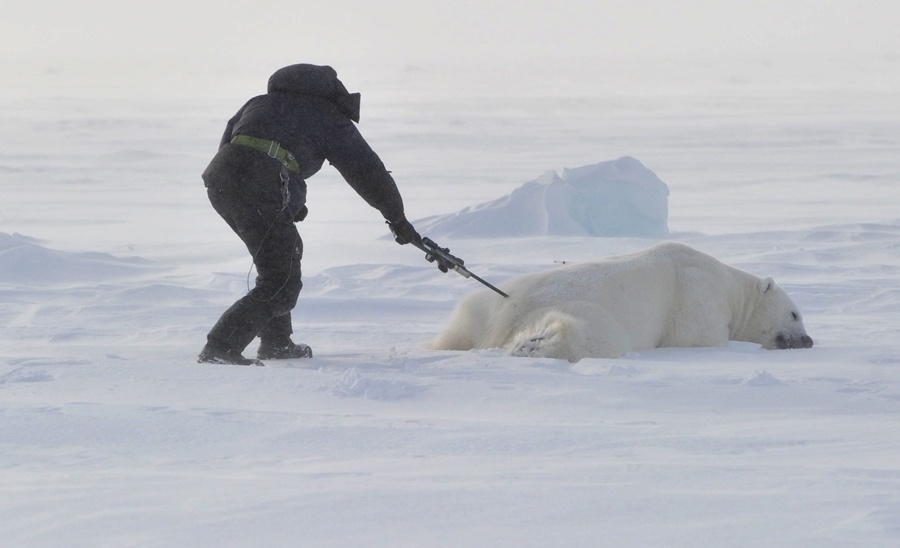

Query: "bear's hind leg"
(509, 311), (585, 362)
(510, 335), (550, 358)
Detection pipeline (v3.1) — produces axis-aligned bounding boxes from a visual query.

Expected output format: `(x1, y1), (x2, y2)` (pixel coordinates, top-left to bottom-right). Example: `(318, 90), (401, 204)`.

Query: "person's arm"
(324, 120), (422, 245)
(325, 119), (407, 223)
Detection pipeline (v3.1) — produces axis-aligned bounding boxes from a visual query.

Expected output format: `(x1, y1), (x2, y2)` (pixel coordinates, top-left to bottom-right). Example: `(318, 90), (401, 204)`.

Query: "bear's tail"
(429, 325), (475, 351)
(428, 304), (488, 350)
(429, 291), (503, 351)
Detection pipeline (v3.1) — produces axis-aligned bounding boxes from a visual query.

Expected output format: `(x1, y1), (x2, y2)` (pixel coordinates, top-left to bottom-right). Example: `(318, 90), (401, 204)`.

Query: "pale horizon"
(3, 0), (900, 98)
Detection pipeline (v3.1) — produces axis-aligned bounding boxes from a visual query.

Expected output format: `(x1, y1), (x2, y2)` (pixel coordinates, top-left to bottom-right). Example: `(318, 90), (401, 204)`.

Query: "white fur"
(430, 242), (812, 361)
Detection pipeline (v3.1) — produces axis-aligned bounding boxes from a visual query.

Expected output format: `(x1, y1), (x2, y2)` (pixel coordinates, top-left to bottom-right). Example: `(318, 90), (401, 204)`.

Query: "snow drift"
(414, 156), (670, 238)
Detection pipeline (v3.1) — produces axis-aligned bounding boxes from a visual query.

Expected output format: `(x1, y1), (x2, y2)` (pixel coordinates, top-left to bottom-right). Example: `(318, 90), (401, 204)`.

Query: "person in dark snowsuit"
(199, 64), (422, 365)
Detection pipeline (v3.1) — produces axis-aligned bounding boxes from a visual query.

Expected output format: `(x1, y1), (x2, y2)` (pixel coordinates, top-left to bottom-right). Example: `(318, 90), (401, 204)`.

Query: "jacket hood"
(267, 64), (361, 122)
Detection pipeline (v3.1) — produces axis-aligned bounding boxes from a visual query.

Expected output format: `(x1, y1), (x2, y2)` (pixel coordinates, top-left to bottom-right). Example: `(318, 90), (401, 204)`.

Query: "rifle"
(412, 237), (509, 298)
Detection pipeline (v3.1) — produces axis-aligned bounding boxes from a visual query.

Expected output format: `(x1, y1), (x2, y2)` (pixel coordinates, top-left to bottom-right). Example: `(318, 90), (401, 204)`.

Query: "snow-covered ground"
(2, 58), (900, 547)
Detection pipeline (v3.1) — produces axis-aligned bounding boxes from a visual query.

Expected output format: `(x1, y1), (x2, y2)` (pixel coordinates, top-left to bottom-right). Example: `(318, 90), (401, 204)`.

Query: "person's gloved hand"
(293, 206), (308, 223)
(388, 218), (422, 246)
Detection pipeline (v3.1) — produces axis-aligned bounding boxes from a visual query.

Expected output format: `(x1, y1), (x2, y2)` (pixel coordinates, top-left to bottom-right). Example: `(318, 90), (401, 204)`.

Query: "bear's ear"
(760, 277), (775, 293)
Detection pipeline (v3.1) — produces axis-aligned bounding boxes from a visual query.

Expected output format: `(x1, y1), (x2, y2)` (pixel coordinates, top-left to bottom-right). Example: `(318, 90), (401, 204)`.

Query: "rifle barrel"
(413, 240), (509, 298)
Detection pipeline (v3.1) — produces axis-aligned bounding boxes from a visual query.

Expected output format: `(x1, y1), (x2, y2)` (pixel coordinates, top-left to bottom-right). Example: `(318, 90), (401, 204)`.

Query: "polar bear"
(429, 242), (813, 362)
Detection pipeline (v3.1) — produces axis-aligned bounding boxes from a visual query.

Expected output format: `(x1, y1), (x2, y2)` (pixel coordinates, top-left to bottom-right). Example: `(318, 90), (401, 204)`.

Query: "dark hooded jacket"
(218, 64), (406, 223)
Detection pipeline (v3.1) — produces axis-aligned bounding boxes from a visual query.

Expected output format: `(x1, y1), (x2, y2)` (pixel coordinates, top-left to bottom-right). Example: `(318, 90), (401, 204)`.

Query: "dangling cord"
(245, 227), (299, 303)
(245, 166), (300, 302)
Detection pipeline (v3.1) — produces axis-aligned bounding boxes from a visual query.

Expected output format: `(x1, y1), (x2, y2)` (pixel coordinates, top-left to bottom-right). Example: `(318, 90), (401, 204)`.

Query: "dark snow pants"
(202, 144), (304, 353)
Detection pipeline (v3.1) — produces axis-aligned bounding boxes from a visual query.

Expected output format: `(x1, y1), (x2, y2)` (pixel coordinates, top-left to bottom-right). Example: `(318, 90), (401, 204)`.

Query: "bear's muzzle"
(775, 333), (814, 350)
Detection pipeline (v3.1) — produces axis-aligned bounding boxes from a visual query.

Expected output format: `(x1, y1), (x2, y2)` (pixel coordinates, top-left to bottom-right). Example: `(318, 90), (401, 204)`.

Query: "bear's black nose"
(776, 334), (814, 349)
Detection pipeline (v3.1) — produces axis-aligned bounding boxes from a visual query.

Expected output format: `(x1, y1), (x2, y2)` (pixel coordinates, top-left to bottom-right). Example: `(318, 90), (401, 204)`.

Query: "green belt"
(230, 135), (301, 175)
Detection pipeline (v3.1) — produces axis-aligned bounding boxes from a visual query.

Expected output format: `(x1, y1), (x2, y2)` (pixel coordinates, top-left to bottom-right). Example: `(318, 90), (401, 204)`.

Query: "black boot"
(257, 339), (313, 360)
(198, 344), (264, 366)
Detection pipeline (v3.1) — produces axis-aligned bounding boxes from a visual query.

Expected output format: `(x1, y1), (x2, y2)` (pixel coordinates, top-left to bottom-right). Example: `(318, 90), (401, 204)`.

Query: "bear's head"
(742, 277), (814, 350)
